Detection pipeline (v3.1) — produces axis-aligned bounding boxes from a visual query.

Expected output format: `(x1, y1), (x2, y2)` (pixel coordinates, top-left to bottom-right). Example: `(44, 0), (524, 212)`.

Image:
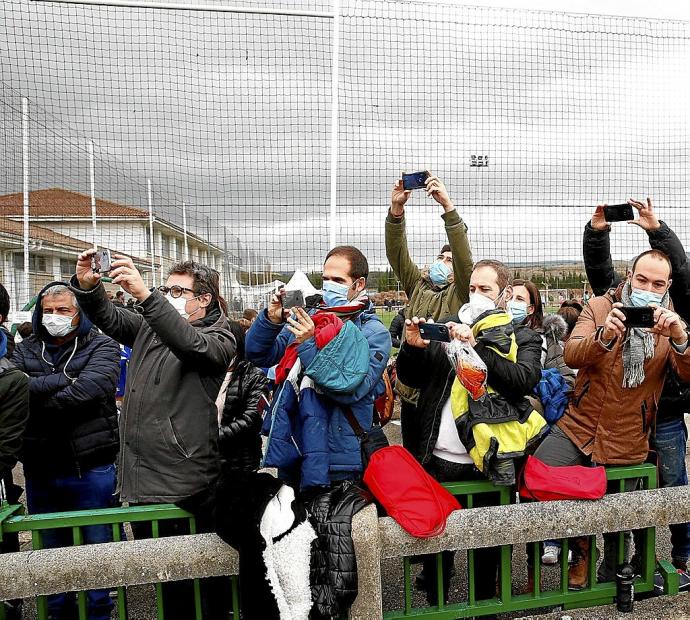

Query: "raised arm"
(385, 178), (420, 296)
(583, 205), (617, 296)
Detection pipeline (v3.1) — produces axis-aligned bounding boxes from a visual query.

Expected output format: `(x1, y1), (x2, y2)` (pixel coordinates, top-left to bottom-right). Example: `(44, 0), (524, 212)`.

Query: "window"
(60, 258), (74, 277)
(176, 238), (184, 259)
(162, 235), (171, 258)
(13, 253), (48, 273)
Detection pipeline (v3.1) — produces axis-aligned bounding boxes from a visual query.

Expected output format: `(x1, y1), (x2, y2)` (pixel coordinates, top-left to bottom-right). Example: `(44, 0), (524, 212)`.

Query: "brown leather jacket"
(558, 287), (690, 465)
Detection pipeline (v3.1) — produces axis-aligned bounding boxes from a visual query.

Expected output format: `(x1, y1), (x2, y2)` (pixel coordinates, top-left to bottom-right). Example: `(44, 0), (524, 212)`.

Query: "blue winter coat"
(246, 307), (391, 488)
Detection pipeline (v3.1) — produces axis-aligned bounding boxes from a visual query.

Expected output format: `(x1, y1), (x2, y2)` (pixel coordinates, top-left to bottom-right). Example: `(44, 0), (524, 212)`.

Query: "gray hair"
(42, 285), (77, 307)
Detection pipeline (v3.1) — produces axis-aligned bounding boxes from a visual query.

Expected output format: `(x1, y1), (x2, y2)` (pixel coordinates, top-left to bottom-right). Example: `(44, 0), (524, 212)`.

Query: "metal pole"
(29, 0), (334, 18)
(182, 202), (189, 261)
(22, 97), (30, 307)
(88, 140), (97, 248)
(147, 179), (156, 288)
(328, 0), (341, 250)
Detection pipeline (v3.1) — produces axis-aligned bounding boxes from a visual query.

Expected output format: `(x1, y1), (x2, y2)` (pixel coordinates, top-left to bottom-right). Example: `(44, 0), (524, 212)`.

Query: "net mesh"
(1, 0), (689, 315)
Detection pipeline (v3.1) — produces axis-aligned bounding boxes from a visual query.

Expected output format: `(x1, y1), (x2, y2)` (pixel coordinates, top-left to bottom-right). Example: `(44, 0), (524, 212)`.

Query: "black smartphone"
(91, 249), (112, 274)
(418, 322), (451, 342)
(402, 171), (429, 191)
(282, 290), (305, 309)
(604, 203), (634, 223)
(620, 306), (655, 328)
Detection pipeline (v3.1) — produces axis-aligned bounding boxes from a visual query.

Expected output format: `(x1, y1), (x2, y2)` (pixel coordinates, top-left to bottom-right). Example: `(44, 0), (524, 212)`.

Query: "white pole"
(328, 0), (340, 250)
(88, 140), (97, 248)
(22, 97), (30, 307)
(30, 0), (334, 18)
(182, 201), (189, 260)
(147, 179), (156, 288)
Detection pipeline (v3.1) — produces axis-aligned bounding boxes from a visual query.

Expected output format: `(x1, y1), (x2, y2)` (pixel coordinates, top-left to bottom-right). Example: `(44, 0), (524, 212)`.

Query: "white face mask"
(468, 292), (496, 320)
(42, 313), (78, 338)
(166, 294), (192, 319)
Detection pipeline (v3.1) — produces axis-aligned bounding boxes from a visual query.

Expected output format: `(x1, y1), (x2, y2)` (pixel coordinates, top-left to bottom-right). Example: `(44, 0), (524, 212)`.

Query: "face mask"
(468, 292), (496, 320)
(165, 294), (201, 320)
(507, 300), (529, 324)
(42, 313), (78, 338)
(629, 287), (664, 308)
(429, 260), (451, 286)
(322, 280), (356, 308)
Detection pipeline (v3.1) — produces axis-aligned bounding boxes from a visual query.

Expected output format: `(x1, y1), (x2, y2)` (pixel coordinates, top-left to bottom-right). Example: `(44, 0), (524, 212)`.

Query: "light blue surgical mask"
(322, 280), (353, 308)
(629, 287), (664, 308)
(507, 300), (529, 324)
(429, 260), (451, 286)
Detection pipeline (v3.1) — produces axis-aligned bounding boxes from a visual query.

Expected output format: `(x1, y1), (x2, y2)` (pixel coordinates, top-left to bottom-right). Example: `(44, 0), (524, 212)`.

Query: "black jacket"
(0, 354), (29, 481)
(389, 308), (406, 348)
(219, 361), (270, 473)
(583, 221), (690, 423)
(397, 322), (543, 464)
(11, 281), (121, 477)
(70, 279), (236, 502)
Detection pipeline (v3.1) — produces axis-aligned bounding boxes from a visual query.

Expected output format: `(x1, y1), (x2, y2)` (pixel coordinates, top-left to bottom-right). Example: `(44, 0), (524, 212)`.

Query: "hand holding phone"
(282, 290), (305, 309)
(91, 249), (112, 275)
(418, 322), (451, 343)
(603, 204), (634, 223)
(620, 306), (655, 328)
(402, 171), (429, 191)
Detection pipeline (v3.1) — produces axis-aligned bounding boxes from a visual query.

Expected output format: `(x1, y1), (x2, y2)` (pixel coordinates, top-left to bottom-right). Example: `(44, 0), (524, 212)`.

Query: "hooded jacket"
(558, 284), (690, 465)
(70, 279), (236, 502)
(583, 220), (690, 424)
(11, 281), (121, 476)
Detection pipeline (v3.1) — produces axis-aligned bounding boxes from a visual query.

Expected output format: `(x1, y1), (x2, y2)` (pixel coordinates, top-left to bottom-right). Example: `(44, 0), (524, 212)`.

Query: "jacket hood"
(32, 280), (94, 341)
(542, 313), (568, 342)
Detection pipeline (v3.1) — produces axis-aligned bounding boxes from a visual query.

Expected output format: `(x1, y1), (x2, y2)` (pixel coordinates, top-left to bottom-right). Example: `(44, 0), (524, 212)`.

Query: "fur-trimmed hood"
(542, 313), (568, 343)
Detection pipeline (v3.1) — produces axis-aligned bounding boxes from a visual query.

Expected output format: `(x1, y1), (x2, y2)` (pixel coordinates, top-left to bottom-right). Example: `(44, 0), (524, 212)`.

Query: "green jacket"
(385, 208), (473, 403)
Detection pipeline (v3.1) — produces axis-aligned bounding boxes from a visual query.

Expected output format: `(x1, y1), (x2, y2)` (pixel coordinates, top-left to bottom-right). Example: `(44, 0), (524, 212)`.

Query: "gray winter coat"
(70, 280), (236, 502)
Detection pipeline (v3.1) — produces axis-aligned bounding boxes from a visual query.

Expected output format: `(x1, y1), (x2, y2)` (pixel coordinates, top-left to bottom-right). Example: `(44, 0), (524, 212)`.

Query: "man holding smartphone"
(386, 172), (474, 458)
(582, 198), (690, 590)
(534, 241), (690, 590)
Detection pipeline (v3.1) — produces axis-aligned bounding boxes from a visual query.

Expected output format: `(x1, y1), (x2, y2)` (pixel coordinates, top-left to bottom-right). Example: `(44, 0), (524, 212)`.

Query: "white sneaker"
(542, 544), (560, 565)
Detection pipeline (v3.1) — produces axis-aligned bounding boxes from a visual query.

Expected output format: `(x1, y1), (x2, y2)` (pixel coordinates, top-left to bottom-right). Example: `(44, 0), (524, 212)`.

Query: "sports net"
(1, 0), (689, 316)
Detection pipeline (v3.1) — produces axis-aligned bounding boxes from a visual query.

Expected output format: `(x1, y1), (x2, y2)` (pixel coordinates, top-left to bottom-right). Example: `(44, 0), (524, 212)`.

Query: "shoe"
(542, 544), (560, 565)
(568, 537), (590, 590)
(653, 568), (690, 594)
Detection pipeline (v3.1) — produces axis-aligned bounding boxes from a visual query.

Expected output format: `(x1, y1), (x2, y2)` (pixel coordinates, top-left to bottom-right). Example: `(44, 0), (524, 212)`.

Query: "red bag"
(519, 455), (607, 501)
(363, 445), (461, 538)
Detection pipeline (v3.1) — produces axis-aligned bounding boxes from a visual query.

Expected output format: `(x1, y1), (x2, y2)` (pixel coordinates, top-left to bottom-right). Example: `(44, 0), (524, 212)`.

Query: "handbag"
(342, 407), (461, 538)
(519, 455), (607, 501)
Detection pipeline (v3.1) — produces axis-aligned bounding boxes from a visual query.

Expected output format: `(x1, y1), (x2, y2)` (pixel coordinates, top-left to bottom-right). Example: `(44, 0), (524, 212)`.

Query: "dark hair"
(242, 308), (258, 321)
(473, 259), (511, 291)
(228, 320), (246, 362)
(17, 321), (33, 338)
(560, 299), (583, 313)
(168, 261), (227, 314)
(440, 244), (451, 254)
(115, 291), (124, 299)
(557, 305), (582, 338)
(512, 279), (543, 330)
(631, 249), (672, 279)
(0, 283), (9, 324)
(324, 245), (369, 280)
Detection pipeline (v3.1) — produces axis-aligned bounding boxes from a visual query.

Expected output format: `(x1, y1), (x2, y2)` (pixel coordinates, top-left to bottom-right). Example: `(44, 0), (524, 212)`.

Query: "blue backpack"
(533, 368), (571, 425)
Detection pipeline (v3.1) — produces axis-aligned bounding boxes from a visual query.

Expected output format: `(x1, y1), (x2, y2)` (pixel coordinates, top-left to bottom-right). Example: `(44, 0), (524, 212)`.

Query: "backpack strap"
(342, 406), (367, 440)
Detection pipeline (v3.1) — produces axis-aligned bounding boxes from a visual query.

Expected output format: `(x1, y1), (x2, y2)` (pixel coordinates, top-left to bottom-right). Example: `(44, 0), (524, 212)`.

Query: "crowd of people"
(0, 176), (689, 619)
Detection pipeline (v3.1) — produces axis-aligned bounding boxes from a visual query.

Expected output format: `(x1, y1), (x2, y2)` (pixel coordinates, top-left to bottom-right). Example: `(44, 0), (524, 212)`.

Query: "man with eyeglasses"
(71, 251), (235, 619)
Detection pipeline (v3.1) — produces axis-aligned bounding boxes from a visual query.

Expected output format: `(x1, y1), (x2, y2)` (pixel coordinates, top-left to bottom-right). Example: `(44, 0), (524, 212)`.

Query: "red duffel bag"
(519, 455), (607, 501)
(363, 445), (461, 538)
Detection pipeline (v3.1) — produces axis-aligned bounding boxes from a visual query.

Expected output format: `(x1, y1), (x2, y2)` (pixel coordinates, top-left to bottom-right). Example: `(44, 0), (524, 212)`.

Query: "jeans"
(653, 416), (690, 565)
(25, 464), (117, 620)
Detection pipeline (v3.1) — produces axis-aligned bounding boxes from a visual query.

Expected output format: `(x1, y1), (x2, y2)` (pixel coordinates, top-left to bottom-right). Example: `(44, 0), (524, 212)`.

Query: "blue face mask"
(322, 280), (354, 308)
(629, 287), (664, 308)
(507, 300), (529, 324)
(429, 260), (451, 286)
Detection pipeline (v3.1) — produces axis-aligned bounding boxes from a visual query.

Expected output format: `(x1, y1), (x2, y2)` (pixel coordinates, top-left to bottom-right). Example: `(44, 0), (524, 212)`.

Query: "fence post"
(349, 503), (382, 619)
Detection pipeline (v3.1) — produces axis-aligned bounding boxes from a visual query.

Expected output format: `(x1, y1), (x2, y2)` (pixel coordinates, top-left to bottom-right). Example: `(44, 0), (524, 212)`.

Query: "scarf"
(320, 292), (370, 321)
(620, 282), (669, 389)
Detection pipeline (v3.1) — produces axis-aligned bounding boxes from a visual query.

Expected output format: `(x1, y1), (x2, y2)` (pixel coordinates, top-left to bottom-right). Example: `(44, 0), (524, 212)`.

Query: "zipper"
(154, 351), (170, 385)
(641, 400), (648, 434)
(574, 380), (591, 407)
(168, 418), (190, 458)
(422, 370), (453, 463)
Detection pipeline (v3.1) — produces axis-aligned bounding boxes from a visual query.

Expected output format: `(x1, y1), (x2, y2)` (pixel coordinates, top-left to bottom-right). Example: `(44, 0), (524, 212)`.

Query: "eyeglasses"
(157, 285), (197, 299)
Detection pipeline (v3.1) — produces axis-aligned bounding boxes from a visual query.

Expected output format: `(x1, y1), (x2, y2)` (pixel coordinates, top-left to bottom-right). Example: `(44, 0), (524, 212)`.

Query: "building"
(0, 188), (232, 311)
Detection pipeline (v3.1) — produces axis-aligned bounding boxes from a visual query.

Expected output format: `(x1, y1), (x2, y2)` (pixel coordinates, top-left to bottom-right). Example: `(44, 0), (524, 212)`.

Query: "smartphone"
(282, 289), (305, 309)
(402, 171), (429, 191)
(604, 203), (634, 223)
(620, 306), (655, 328)
(418, 322), (451, 343)
(91, 249), (112, 274)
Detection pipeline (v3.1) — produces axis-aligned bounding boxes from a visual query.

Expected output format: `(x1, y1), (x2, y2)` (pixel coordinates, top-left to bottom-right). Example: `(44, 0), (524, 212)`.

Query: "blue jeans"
(25, 464), (117, 620)
(653, 416), (690, 565)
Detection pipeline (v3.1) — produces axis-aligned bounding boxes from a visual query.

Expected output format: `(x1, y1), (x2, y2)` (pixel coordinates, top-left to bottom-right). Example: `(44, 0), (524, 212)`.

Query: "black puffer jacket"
(11, 281), (121, 476)
(219, 361), (270, 473)
(306, 480), (371, 619)
(583, 221), (690, 423)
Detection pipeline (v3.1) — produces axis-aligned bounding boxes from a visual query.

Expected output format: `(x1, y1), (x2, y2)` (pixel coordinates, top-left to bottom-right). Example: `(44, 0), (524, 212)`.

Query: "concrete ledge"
(379, 486), (690, 559)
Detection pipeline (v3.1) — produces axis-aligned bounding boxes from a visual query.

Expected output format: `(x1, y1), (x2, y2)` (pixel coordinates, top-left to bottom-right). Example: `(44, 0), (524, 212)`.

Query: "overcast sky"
(1, 0), (689, 271)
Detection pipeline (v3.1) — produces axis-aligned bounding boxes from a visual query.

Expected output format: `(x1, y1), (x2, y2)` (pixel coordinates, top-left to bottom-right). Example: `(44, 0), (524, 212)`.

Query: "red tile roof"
(0, 188), (148, 218)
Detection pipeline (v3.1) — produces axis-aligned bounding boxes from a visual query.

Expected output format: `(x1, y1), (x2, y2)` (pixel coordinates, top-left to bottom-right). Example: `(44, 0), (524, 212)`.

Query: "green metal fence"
(0, 503), (240, 620)
(385, 462), (679, 619)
